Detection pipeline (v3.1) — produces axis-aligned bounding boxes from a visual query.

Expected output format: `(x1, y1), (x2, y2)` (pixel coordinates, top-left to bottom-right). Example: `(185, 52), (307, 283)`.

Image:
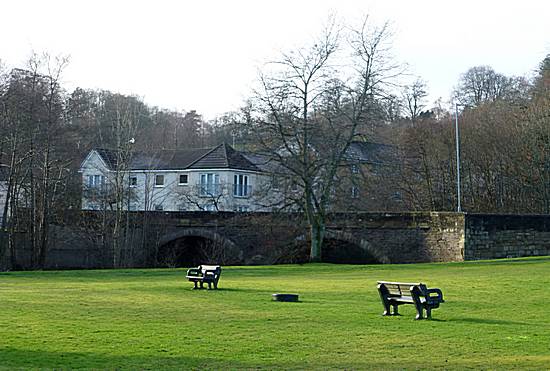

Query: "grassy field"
(1, 258), (550, 370)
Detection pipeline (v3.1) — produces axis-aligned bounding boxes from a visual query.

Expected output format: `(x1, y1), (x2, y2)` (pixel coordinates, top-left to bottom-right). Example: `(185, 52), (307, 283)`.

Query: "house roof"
(91, 143), (261, 172)
(95, 148), (120, 170)
(346, 141), (396, 165)
(242, 152), (286, 174)
(88, 142), (393, 173)
(188, 143), (260, 171)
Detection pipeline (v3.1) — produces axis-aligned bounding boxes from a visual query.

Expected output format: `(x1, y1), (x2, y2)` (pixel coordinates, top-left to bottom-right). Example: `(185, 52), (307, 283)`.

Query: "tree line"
(0, 53), (233, 269)
(389, 59), (550, 214)
(1, 16), (549, 266)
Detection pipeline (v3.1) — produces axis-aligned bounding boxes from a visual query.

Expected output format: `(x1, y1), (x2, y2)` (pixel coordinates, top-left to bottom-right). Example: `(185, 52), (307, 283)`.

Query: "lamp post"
(454, 103), (462, 212)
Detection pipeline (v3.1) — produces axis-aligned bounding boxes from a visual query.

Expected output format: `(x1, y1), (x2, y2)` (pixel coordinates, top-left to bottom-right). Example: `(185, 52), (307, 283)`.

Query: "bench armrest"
(425, 288), (444, 302)
(203, 270), (219, 279)
(186, 268), (202, 276)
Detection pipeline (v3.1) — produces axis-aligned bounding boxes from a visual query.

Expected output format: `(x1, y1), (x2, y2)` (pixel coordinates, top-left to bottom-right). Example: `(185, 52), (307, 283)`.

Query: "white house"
(79, 143), (275, 212)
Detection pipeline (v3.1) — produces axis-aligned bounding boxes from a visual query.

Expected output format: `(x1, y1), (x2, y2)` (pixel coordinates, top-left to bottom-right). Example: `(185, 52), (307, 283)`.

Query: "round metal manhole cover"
(272, 293), (299, 302)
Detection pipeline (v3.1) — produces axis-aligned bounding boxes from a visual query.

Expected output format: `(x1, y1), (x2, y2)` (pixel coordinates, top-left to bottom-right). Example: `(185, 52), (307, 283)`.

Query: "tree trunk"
(309, 218), (325, 262)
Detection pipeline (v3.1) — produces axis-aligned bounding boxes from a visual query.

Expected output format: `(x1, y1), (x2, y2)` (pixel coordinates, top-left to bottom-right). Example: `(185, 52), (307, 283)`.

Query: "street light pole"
(454, 103), (462, 212)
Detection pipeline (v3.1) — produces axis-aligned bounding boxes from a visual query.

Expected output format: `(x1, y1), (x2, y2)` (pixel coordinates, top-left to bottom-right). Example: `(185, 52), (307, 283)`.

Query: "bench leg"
(411, 286), (424, 320)
(378, 284), (392, 316)
(413, 301), (424, 320)
(425, 307), (432, 319)
(380, 300), (392, 316)
(381, 303), (391, 316)
(414, 304), (424, 320)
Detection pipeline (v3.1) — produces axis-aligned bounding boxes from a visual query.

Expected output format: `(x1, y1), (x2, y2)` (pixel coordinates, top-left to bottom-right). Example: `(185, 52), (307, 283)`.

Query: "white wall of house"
(80, 151), (112, 210)
(125, 169), (267, 212)
(80, 150), (273, 212)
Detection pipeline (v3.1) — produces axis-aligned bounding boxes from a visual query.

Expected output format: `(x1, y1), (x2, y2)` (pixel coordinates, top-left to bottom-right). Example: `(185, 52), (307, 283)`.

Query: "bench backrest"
(199, 265), (221, 276)
(377, 281), (426, 296)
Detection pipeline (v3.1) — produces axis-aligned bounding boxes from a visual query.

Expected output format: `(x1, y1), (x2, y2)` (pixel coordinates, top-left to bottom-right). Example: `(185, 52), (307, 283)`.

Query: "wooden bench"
(186, 265), (222, 289)
(377, 281), (444, 320)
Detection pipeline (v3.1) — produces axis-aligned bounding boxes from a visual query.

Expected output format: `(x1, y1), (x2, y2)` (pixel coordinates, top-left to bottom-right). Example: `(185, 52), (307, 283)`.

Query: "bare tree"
(249, 16), (402, 261)
(402, 78), (428, 122)
(0, 53), (70, 269)
(175, 182), (229, 211)
(106, 95), (141, 267)
(453, 65), (522, 107)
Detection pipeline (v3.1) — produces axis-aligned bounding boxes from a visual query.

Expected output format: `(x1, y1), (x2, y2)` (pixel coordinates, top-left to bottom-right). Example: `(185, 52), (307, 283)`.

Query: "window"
(154, 203), (163, 211)
(179, 174), (188, 185)
(154, 174), (165, 187)
(129, 176), (137, 187)
(351, 186), (359, 199)
(271, 176), (280, 190)
(235, 205), (249, 212)
(233, 174), (249, 197)
(87, 175), (105, 188)
(199, 173), (220, 196)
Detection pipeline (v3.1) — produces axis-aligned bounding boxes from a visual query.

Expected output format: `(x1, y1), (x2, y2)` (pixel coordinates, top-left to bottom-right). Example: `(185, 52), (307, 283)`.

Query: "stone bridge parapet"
(13, 211), (550, 269)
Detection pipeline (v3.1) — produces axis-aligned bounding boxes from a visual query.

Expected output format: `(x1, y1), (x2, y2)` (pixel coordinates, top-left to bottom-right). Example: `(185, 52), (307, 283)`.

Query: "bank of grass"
(1, 257), (549, 369)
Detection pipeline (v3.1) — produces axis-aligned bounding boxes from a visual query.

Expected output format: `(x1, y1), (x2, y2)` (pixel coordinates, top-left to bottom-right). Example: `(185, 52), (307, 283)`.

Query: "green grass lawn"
(1, 258), (550, 370)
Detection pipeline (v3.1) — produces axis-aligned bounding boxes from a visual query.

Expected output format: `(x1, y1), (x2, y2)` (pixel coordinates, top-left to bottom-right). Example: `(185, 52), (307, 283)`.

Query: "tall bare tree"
(250, 16), (402, 261)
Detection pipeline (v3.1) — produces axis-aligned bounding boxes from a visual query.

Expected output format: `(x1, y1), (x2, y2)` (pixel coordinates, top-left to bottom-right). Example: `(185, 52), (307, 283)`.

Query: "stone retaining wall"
(464, 214), (550, 260)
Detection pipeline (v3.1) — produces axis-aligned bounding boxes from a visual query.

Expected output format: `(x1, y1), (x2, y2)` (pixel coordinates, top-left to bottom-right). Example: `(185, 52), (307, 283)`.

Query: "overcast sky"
(1, 0), (548, 119)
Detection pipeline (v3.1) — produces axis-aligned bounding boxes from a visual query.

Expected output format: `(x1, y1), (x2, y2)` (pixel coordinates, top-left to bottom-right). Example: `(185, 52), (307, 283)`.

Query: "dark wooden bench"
(377, 281), (444, 320)
(186, 265), (222, 289)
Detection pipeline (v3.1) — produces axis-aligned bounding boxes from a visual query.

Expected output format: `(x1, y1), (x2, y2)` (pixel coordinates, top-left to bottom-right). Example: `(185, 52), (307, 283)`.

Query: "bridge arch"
(157, 228), (242, 267)
(291, 230), (390, 264)
(323, 230), (390, 264)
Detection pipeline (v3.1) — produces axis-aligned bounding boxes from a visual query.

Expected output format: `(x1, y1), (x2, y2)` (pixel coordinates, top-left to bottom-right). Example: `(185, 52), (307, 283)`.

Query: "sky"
(1, 0), (549, 120)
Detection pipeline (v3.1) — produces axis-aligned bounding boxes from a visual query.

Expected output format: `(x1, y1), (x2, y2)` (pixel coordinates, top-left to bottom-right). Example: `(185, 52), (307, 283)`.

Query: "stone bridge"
(42, 211), (465, 268)
(9, 211), (550, 269)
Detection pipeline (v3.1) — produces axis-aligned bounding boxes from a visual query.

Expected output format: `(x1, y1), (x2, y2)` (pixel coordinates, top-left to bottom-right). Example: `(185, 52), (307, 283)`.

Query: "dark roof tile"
(93, 143), (260, 172)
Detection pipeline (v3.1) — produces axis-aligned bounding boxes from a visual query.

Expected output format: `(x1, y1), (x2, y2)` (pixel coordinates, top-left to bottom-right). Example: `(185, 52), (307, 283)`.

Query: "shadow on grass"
(448, 317), (530, 326)
(0, 347), (251, 370)
(4, 347), (477, 370)
(180, 287), (269, 293)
